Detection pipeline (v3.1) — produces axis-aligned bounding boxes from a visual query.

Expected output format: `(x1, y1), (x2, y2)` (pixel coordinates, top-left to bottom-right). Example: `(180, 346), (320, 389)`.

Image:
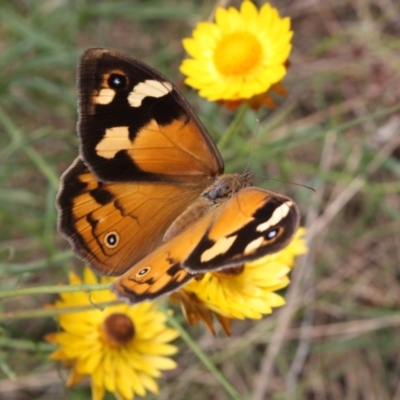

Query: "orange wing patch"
(128, 117), (222, 178)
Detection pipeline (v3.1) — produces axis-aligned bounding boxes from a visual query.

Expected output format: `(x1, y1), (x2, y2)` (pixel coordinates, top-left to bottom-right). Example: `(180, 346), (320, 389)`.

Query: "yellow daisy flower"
(174, 228), (307, 334)
(180, 1), (293, 109)
(46, 267), (179, 400)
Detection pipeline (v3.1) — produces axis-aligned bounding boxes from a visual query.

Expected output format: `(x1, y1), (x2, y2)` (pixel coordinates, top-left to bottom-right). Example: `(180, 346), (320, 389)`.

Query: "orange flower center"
(101, 313), (135, 347)
(213, 32), (262, 76)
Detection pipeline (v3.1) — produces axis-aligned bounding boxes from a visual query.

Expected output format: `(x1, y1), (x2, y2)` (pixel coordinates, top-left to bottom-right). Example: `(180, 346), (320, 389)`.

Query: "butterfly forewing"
(78, 48), (223, 183)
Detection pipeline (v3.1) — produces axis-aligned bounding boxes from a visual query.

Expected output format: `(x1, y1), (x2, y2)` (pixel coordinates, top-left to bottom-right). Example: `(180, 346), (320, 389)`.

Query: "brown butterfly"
(57, 48), (300, 304)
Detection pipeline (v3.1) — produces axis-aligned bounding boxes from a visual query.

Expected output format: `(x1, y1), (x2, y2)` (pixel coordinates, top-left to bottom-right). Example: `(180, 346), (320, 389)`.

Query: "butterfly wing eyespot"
(266, 228), (279, 239)
(107, 73), (128, 90)
(104, 231), (119, 248)
(136, 267), (151, 277)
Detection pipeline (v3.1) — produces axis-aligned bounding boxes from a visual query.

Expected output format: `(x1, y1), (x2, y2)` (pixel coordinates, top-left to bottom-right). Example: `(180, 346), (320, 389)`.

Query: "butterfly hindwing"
(78, 48), (223, 183)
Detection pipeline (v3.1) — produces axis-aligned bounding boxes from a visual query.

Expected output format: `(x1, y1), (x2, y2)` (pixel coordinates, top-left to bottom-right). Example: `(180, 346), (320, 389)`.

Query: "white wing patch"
(256, 201), (292, 232)
(200, 235), (237, 263)
(93, 88), (116, 105)
(244, 236), (264, 255)
(128, 80), (173, 107)
(95, 126), (131, 159)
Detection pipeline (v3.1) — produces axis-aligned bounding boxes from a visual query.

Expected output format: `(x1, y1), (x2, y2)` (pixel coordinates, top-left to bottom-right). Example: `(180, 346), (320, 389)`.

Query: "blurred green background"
(0, 0), (399, 399)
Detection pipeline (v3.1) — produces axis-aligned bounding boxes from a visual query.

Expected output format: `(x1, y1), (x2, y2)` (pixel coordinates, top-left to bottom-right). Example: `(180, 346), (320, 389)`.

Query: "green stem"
(165, 311), (243, 400)
(0, 300), (121, 320)
(0, 250), (74, 276)
(0, 282), (110, 300)
(0, 337), (55, 352)
(217, 104), (249, 151)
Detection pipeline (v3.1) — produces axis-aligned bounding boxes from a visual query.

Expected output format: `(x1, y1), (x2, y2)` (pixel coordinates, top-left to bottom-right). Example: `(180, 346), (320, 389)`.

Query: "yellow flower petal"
(145, 355), (178, 370)
(140, 372), (160, 394)
(91, 382), (105, 400)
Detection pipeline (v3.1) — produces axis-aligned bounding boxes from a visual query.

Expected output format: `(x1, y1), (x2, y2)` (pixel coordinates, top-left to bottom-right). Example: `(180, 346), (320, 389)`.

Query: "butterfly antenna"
(254, 174), (316, 192)
(243, 119), (260, 175)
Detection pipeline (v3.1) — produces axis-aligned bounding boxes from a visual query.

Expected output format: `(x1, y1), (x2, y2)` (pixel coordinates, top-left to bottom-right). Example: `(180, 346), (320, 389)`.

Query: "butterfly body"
(57, 48), (300, 303)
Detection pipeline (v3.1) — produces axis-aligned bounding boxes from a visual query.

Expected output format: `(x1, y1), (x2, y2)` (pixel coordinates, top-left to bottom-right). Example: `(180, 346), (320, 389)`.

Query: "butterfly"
(57, 48), (300, 304)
